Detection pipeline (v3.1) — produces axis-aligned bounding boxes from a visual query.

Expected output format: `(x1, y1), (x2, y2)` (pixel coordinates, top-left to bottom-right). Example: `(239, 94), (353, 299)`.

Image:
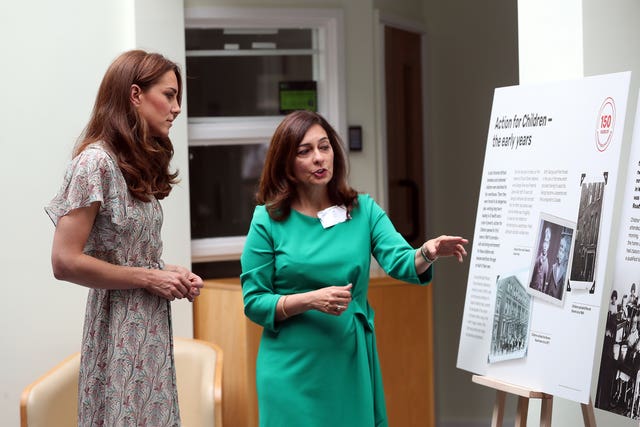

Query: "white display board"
(457, 72), (631, 404)
(594, 91), (640, 420)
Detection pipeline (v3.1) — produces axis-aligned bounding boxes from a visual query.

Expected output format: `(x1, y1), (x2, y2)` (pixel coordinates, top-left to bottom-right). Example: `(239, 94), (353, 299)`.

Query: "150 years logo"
(596, 97), (616, 152)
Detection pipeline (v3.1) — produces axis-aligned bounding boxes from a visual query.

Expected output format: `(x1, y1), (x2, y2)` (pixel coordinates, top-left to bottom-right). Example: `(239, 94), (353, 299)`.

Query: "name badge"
(317, 205), (349, 229)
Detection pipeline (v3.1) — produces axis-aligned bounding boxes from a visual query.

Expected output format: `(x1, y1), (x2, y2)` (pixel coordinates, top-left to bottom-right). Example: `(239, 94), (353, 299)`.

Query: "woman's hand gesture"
(423, 235), (469, 262)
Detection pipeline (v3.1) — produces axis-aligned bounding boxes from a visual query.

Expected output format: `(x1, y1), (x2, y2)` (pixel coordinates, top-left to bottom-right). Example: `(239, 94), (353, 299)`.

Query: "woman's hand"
(186, 272), (204, 302)
(311, 283), (353, 316)
(274, 283), (353, 321)
(162, 264), (204, 302)
(423, 235), (469, 262)
(145, 269), (193, 301)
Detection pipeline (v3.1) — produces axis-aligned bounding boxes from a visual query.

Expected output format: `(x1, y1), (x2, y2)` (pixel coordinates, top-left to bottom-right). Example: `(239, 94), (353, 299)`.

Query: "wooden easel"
(472, 375), (597, 427)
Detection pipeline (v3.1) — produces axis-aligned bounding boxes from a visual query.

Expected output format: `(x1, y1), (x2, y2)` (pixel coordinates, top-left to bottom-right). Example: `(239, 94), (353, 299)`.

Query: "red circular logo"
(596, 97), (616, 152)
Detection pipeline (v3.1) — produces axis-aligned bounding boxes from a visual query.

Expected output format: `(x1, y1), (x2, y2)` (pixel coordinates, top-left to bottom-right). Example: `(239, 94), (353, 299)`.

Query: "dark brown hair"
(257, 110), (358, 220)
(74, 50), (182, 201)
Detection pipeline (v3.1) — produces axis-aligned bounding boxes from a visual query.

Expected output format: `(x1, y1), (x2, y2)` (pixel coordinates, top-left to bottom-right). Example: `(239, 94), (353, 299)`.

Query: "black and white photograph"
(595, 282), (640, 419)
(527, 213), (575, 306)
(488, 274), (532, 364)
(568, 174), (607, 293)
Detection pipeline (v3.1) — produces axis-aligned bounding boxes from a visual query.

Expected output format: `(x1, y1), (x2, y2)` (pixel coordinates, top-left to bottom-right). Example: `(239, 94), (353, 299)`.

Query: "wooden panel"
(194, 275), (435, 427)
(194, 279), (261, 427)
(368, 275), (435, 427)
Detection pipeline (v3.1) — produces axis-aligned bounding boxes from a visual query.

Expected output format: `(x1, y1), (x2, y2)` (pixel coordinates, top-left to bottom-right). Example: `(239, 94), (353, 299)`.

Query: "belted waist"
(351, 300), (375, 332)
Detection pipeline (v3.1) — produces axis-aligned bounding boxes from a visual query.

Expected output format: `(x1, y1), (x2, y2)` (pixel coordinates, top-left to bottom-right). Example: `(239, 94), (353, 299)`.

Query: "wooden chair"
(20, 337), (223, 427)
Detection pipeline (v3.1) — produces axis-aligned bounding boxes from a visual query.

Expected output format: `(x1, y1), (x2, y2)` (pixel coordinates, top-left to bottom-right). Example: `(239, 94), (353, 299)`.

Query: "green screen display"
(279, 81), (317, 113)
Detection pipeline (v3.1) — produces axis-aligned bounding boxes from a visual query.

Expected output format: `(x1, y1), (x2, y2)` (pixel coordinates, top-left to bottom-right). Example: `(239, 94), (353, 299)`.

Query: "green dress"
(241, 194), (432, 427)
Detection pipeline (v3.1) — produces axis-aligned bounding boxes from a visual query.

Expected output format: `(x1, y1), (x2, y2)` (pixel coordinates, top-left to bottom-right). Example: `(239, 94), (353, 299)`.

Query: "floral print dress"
(45, 143), (180, 427)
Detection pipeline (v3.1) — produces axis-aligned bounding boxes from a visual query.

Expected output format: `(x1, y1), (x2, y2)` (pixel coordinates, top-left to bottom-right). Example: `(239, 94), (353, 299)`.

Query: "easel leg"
(580, 398), (596, 427)
(492, 390), (506, 427)
(515, 396), (529, 427)
(540, 396), (553, 427)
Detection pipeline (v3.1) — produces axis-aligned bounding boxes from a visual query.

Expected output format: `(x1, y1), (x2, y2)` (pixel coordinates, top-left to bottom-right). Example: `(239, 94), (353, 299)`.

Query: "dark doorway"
(385, 26), (425, 248)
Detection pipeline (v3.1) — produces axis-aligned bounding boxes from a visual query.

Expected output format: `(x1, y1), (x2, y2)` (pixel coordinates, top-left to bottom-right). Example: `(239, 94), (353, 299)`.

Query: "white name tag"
(317, 205), (349, 229)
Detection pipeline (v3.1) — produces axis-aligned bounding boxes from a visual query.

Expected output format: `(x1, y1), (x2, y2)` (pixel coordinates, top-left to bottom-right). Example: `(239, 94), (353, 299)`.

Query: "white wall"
(0, 1), (193, 425)
(519, 0), (640, 426)
(518, 0), (584, 83)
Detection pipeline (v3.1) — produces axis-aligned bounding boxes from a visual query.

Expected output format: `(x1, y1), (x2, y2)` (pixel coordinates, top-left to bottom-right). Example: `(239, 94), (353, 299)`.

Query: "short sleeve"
(45, 146), (124, 226)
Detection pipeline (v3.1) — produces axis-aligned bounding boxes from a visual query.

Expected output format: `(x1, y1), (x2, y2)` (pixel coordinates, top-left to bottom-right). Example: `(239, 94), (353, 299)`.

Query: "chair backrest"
(20, 338), (223, 427)
(174, 337), (224, 427)
(20, 352), (80, 427)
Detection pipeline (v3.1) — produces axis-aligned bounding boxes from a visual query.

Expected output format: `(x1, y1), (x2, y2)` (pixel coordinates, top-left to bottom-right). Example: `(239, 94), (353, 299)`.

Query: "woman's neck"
(292, 187), (332, 217)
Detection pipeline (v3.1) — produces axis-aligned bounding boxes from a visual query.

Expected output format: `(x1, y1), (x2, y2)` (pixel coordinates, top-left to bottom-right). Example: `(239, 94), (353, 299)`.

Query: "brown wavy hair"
(257, 111), (358, 221)
(74, 50), (182, 201)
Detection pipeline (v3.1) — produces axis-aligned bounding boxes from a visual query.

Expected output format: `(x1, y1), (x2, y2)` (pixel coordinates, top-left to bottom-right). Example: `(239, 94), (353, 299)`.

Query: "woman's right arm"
(241, 208), (353, 327)
(274, 284), (352, 321)
(51, 202), (191, 300)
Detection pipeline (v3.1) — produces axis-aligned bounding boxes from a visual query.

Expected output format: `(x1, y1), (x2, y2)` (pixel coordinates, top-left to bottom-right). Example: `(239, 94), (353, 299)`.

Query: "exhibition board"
(593, 91), (640, 420)
(457, 72), (632, 405)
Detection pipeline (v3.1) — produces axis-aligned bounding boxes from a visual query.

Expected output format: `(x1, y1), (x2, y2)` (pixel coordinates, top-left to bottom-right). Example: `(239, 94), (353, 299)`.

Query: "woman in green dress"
(241, 111), (468, 427)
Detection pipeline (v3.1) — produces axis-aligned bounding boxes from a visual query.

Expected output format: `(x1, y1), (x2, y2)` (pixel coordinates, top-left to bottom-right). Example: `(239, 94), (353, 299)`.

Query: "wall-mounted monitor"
(279, 81), (317, 114)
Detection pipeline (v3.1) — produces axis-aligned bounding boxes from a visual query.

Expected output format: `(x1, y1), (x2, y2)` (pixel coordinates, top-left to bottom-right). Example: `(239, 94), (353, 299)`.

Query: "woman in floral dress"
(46, 50), (202, 426)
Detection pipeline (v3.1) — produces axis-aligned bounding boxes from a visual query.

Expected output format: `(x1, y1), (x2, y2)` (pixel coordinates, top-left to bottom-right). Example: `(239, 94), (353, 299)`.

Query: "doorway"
(384, 26), (425, 248)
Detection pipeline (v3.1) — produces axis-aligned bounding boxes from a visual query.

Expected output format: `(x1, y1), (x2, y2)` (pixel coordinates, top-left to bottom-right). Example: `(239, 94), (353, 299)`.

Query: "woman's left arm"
(367, 195), (468, 278)
(415, 235), (469, 274)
